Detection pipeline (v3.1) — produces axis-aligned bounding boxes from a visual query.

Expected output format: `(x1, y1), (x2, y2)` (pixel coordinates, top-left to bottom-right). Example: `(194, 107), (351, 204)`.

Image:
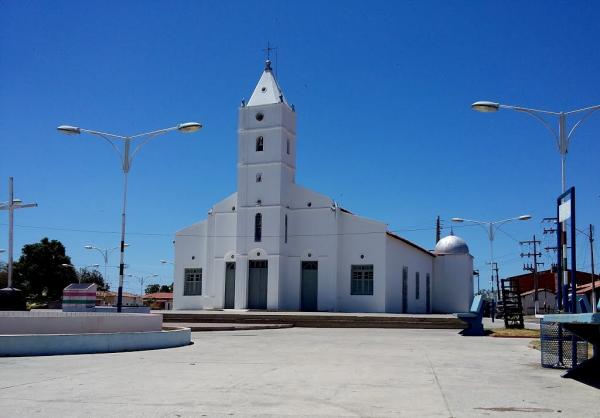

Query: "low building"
(520, 288), (556, 315)
(143, 292), (173, 310)
(576, 279), (600, 309)
(506, 269), (595, 294)
(96, 291), (143, 307)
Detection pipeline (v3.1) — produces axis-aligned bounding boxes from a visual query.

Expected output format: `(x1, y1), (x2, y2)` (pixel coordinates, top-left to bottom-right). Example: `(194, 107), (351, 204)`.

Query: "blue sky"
(1, 1), (600, 294)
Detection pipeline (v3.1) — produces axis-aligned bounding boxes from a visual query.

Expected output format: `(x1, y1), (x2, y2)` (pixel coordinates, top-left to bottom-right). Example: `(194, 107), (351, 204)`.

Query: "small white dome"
(435, 235), (469, 255)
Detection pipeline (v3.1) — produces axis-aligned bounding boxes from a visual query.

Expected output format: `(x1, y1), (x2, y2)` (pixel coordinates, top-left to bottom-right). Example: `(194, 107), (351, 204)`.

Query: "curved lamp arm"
(79, 129), (125, 161)
(567, 106), (600, 140)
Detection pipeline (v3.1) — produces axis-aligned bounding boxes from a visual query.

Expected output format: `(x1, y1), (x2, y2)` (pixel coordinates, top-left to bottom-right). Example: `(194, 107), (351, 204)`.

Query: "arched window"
(254, 213), (262, 242)
(256, 136), (264, 152)
(286, 138), (290, 155)
(284, 214), (288, 243)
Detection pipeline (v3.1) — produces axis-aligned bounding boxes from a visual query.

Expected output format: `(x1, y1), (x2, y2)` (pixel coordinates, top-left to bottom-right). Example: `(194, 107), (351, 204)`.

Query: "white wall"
(432, 254), (473, 313)
(385, 235), (435, 313)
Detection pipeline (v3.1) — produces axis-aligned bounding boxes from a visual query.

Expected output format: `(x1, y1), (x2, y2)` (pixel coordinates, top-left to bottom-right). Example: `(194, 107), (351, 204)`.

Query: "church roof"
(386, 231), (435, 258)
(247, 60), (288, 107)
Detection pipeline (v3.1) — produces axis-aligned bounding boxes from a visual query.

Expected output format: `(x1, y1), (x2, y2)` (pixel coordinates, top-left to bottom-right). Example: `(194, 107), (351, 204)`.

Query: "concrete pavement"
(0, 328), (597, 417)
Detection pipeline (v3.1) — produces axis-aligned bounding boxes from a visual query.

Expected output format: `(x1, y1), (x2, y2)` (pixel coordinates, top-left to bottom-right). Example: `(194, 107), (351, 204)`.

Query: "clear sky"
(1, 1), (599, 294)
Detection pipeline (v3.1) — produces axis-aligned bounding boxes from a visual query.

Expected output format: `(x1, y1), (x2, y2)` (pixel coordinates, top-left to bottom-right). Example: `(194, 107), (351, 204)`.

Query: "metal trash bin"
(540, 321), (588, 369)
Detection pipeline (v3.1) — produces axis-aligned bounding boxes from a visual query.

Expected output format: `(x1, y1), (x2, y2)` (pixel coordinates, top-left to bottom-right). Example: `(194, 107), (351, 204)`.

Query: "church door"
(301, 261), (318, 311)
(248, 260), (268, 309)
(224, 262), (236, 309)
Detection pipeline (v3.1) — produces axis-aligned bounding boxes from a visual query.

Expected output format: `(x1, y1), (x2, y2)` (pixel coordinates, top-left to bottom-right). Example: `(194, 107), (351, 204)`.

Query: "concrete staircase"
(162, 311), (466, 329)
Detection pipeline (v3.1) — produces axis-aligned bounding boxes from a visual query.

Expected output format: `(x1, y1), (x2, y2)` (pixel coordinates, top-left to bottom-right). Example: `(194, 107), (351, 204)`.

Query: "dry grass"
(489, 328), (540, 338)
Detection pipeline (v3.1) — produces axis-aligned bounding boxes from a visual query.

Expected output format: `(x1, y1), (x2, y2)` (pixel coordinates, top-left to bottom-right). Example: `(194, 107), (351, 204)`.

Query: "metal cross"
(262, 42), (277, 61)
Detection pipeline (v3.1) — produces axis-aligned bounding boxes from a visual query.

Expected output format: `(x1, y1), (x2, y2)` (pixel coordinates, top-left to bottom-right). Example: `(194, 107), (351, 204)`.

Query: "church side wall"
(337, 212), (387, 313)
(385, 237), (434, 313)
(174, 221), (209, 310)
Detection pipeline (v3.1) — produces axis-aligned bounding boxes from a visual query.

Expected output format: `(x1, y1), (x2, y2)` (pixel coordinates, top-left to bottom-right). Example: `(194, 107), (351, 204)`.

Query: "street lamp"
(0, 177), (37, 293)
(84, 244), (128, 289)
(57, 122), (202, 312)
(127, 273), (159, 297)
(451, 214), (531, 320)
(471, 101), (600, 192)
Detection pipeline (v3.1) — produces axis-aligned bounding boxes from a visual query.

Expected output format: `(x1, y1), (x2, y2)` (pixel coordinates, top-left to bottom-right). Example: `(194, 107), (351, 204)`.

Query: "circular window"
(231, 254), (235, 259)
(257, 252), (261, 257)
(307, 202), (312, 207)
(232, 206), (236, 211)
(261, 87), (267, 92)
(191, 256), (195, 260)
(308, 253), (312, 258)
(255, 113), (264, 121)
(360, 254), (365, 259)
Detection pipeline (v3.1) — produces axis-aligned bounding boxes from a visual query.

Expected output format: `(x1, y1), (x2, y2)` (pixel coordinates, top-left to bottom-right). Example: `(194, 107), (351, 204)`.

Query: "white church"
(173, 60), (474, 313)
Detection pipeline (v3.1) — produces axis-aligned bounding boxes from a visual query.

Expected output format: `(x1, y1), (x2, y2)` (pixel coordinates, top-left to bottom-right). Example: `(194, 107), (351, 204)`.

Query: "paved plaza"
(0, 328), (597, 417)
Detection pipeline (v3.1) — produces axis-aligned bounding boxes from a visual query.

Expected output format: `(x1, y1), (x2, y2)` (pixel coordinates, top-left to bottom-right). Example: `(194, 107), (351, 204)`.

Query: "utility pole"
(589, 224), (596, 313)
(435, 216), (442, 244)
(520, 235), (544, 315)
(486, 261), (499, 321)
(542, 217), (560, 311)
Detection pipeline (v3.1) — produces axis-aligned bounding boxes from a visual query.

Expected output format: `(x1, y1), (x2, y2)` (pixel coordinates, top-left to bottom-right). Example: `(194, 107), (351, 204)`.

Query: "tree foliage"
(145, 284), (160, 294)
(0, 261), (7, 288)
(13, 238), (77, 301)
(145, 283), (173, 294)
(159, 284), (173, 293)
(78, 268), (109, 291)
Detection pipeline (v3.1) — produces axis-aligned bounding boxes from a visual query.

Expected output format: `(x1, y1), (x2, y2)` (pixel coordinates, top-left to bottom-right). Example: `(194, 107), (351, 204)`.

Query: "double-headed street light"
(452, 215), (531, 320)
(471, 101), (600, 193)
(57, 122), (202, 312)
(84, 244), (129, 289)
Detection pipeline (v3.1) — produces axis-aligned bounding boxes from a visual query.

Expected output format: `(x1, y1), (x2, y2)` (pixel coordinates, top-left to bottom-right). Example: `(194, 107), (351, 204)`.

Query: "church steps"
(162, 312), (467, 329)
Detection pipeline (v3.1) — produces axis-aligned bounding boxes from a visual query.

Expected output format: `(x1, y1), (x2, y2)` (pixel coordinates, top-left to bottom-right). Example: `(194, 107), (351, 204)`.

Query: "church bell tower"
(237, 59), (296, 209)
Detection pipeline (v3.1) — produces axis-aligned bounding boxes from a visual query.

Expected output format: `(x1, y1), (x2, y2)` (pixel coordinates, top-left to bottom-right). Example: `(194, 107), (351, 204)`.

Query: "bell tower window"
(256, 136), (264, 152)
(254, 213), (262, 242)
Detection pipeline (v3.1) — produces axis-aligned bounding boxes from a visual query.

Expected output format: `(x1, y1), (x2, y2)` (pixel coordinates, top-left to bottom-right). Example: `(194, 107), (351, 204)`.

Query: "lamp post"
(57, 122), (202, 312)
(0, 177), (37, 291)
(127, 273), (158, 297)
(84, 244), (128, 289)
(452, 215), (531, 320)
(471, 101), (600, 193)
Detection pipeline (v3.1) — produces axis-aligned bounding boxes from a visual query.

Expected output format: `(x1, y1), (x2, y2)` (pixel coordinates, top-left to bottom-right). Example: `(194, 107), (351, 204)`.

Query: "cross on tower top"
(262, 41), (277, 61)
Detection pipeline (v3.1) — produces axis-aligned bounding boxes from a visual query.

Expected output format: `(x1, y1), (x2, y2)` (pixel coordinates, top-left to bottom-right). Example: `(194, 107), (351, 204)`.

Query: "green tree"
(159, 284), (172, 293)
(145, 283), (160, 294)
(78, 268), (109, 291)
(13, 238), (77, 301)
(0, 261), (7, 288)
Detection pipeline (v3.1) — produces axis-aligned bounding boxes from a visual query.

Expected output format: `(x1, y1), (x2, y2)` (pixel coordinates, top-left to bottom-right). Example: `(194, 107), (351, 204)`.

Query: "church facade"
(173, 61), (473, 313)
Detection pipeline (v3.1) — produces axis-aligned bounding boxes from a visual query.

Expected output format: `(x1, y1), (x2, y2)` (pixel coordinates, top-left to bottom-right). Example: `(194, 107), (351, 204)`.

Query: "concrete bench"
(456, 295), (485, 336)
